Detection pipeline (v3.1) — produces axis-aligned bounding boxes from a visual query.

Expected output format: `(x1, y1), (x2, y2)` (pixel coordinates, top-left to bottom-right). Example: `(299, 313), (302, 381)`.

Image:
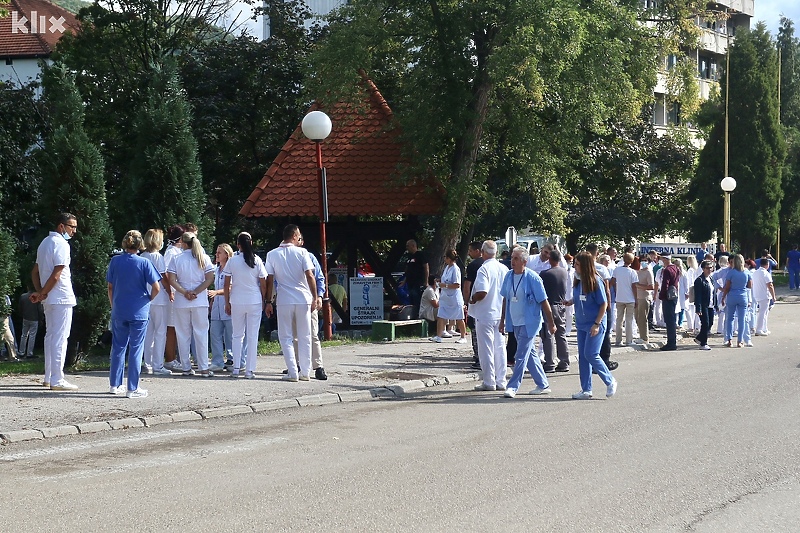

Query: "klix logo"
(11, 11), (67, 34)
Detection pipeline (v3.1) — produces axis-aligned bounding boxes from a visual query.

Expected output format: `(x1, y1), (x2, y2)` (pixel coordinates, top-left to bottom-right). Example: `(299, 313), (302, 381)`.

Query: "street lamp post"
(301, 110), (333, 340)
(721, 176), (737, 250)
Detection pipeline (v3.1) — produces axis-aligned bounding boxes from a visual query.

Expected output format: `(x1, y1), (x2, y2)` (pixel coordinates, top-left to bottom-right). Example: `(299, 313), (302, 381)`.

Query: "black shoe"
(543, 367), (556, 374)
(554, 364), (570, 373)
(315, 367), (328, 380)
(470, 362), (482, 370)
(607, 360), (619, 371)
(660, 345), (677, 351)
(282, 366), (301, 374)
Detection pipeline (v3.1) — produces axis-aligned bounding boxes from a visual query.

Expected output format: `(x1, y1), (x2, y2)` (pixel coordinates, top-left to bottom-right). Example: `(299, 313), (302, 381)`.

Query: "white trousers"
(174, 307), (209, 371)
(144, 304), (168, 370)
(476, 317), (506, 388)
(756, 299), (770, 334)
(293, 308), (323, 369)
(43, 304), (73, 386)
(231, 303), (262, 373)
(278, 304), (312, 378)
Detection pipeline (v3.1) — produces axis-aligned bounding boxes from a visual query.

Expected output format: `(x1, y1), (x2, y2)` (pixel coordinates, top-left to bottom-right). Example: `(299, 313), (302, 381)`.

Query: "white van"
(496, 234), (567, 256)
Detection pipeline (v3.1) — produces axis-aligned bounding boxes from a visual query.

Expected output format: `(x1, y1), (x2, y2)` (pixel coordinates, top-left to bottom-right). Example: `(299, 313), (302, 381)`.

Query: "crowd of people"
(5, 212), (788, 402)
(417, 238), (783, 400)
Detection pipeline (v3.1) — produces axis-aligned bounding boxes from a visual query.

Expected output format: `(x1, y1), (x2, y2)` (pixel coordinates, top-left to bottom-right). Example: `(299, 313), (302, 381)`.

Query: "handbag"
(667, 285), (678, 301)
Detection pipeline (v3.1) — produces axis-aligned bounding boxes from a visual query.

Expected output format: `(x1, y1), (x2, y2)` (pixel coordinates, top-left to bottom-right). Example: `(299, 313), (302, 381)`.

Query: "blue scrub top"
(572, 275), (607, 331)
(107, 253), (161, 321)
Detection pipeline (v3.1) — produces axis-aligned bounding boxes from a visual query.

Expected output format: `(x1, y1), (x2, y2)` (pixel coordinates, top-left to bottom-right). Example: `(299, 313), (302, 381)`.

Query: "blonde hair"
(730, 254), (745, 271)
(143, 229), (164, 253)
(217, 243), (233, 260)
(121, 230), (145, 251)
(181, 232), (207, 269)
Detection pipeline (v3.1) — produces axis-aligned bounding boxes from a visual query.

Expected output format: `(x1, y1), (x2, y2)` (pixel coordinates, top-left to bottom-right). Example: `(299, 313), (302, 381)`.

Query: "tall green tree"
(37, 64), (114, 364)
(0, 228), (19, 316)
(778, 18), (800, 247)
(126, 61), (211, 237)
(310, 0), (660, 273)
(687, 23), (786, 256)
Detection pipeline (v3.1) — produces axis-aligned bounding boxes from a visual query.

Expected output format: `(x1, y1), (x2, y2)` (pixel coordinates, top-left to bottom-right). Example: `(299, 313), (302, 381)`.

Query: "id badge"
(579, 295), (587, 302)
(511, 296), (518, 302)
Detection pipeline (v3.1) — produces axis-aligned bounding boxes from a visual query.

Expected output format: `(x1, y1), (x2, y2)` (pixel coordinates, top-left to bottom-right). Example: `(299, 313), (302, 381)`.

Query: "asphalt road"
(2, 302), (799, 532)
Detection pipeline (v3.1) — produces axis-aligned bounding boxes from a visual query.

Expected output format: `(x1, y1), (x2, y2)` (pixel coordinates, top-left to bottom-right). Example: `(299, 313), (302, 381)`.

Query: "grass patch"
(772, 273), (788, 287)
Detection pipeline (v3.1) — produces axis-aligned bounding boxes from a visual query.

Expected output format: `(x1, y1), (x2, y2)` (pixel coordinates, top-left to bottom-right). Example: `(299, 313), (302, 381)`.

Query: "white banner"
(349, 277), (384, 325)
(639, 243), (715, 257)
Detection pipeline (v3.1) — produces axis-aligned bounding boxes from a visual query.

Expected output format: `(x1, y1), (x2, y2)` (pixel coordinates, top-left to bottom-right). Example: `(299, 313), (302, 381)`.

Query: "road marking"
(0, 428), (200, 462)
(29, 436), (289, 483)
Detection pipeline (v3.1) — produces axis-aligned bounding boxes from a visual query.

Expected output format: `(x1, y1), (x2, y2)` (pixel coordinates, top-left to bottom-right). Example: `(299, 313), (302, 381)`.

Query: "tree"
(687, 24), (786, 256)
(125, 61), (212, 237)
(179, 1), (312, 242)
(0, 228), (18, 316)
(310, 0), (661, 274)
(0, 81), (45, 238)
(37, 64), (114, 364)
(778, 18), (800, 247)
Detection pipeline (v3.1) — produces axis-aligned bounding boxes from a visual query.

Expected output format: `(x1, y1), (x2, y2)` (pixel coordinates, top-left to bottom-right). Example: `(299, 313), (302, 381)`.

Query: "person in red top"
(658, 254), (681, 351)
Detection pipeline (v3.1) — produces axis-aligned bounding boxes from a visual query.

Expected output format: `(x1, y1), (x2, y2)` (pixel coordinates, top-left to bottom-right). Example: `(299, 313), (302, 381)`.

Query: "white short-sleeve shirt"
(751, 268), (773, 301)
(141, 251), (169, 306)
(167, 250), (214, 308)
(264, 243), (315, 306)
(612, 265), (639, 304)
(223, 253), (267, 305)
(468, 258), (509, 322)
(35, 231), (76, 306)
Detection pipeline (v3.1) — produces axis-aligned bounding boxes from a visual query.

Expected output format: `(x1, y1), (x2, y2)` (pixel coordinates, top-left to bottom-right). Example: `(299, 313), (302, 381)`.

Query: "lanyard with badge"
(511, 272), (524, 302)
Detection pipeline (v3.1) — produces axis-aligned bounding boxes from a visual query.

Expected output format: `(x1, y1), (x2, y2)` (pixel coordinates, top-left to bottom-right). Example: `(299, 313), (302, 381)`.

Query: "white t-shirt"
(612, 265), (639, 304)
(265, 243), (315, 306)
(468, 258), (508, 322)
(141, 251), (169, 306)
(164, 244), (182, 271)
(526, 253), (568, 274)
(751, 268), (773, 301)
(35, 231), (76, 306)
(223, 254), (267, 305)
(167, 249), (214, 308)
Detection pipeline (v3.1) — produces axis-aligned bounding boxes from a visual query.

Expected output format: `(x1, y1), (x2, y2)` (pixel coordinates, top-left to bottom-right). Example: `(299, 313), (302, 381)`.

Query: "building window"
(668, 102), (681, 126)
(653, 94), (666, 126)
(698, 55), (717, 80)
(4, 59), (12, 66)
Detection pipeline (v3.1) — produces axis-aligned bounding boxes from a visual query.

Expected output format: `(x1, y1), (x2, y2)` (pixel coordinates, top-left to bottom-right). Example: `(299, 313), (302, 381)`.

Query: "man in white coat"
(468, 240), (509, 391)
(264, 224), (320, 382)
(30, 213), (79, 391)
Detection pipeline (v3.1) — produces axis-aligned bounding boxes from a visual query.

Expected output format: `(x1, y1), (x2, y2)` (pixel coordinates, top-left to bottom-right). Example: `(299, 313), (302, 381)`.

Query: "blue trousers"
(506, 323), (548, 392)
(210, 318), (233, 367)
(724, 296), (747, 344)
(110, 318), (148, 391)
(576, 322), (613, 393)
(788, 268), (799, 290)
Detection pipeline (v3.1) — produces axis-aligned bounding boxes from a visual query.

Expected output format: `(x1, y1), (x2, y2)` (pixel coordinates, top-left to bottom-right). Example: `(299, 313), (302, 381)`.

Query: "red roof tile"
(240, 77), (443, 218)
(0, 0), (78, 59)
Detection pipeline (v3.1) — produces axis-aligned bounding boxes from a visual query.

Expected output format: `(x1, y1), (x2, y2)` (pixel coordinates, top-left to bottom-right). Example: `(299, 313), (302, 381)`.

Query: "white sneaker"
(504, 388), (517, 398)
(440, 331), (453, 338)
(208, 364), (225, 372)
(606, 379), (617, 398)
(50, 381), (79, 391)
(152, 367), (173, 375)
(164, 360), (181, 371)
(245, 371), (255, 379)
(572, 390), (593, 400)
(530, 386), (551, 395)
(109, 386), (123, 395)
(474, 383), (496, 391)
(142, 364), (153, 375)
(430, 336), (443, 343)
(701, 345), (712, 351)
(282, 375), (299, 382)
(126, 388), (148, 399)
(455, 338), (467, 344)
(744, 341), (753, 347)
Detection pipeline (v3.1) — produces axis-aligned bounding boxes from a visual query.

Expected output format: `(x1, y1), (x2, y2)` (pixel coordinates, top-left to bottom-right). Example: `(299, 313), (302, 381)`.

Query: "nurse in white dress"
(431, 250), (467, 343)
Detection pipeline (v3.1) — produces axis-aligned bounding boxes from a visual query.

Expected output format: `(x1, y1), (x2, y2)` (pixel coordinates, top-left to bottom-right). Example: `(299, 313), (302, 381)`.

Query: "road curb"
(0, 377), (469, 445)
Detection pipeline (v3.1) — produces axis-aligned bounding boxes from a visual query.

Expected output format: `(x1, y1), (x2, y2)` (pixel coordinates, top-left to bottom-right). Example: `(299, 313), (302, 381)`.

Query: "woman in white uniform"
(431, 249), (467, 343)
(141, 229), (173, 375)
(167, 232), (215, 377)
(223, 232), (267, 378)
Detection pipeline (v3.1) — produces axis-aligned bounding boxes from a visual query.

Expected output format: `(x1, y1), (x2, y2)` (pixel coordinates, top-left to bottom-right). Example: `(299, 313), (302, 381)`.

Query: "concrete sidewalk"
(1, 323), (664, 443)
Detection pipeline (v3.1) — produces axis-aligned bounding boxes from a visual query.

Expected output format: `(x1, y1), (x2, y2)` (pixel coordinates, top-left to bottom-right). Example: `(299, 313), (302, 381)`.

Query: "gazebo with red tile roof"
(241, 77), (442, 324)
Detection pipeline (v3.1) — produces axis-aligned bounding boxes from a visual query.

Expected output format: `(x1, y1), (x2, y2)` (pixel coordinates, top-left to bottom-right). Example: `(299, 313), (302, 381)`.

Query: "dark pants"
(696, 305), (714, 346)
(541, 304), (569, 370)
(662, 298), (677, 348)
(409, 285), (423, 318)
(600, 306), (612, 362)
(467, 316), (479, 361)
(506, 331), (517, 365)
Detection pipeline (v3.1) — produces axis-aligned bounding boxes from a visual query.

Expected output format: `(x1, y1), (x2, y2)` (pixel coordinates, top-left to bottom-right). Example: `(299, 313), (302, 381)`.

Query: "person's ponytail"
(238, 232), (255, 268)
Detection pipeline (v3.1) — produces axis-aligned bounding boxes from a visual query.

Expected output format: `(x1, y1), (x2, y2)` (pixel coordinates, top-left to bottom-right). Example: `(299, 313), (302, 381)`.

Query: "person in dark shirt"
(714, 243), (730, 267)
(463, 242), (484, 368)
(658, 254), (681, 351)
(399, 239), (429, 318)
(540, 250), (570, 372)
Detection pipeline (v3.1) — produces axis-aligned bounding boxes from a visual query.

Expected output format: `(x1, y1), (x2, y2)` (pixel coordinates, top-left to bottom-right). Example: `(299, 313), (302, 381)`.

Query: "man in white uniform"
(526, 243), (568, 274)
(752, 258), (777, 336)
(468, 240), (509, 391)
(30, 213), (79, 391)
(264, 225), (320, 382)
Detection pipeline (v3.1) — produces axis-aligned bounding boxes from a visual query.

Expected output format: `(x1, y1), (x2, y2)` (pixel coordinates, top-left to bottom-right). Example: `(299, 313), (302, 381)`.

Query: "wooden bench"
(371, 319), (428, 341)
